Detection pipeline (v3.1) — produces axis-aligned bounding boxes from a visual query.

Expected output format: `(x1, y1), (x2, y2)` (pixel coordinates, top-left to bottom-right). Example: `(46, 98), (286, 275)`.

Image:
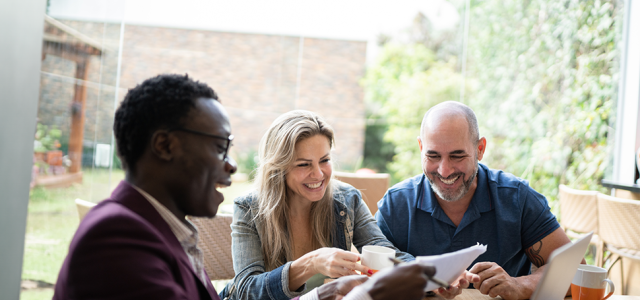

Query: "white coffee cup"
(361, 245), (395, 274)
(571, 265), (615, 300)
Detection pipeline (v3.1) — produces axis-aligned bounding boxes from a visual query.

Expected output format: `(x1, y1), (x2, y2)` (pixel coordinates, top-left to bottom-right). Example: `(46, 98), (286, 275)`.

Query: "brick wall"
(38, 20), (367, 169)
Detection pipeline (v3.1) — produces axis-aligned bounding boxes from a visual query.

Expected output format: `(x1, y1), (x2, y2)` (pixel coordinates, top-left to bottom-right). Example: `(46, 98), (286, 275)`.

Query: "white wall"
(0, 0), (46, 298)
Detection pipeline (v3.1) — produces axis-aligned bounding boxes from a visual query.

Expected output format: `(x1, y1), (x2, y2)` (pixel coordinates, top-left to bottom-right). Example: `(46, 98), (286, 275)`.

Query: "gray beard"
(427, 163), (478, 202)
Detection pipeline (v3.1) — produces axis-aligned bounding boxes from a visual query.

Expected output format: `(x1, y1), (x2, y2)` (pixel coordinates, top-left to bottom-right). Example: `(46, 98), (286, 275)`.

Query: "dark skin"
(126, 98), (237, 222)
(318, 262), (436, 300)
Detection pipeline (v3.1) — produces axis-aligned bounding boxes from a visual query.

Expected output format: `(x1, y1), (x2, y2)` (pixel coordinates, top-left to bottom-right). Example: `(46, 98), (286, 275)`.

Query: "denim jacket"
(221, 181), (414, 300)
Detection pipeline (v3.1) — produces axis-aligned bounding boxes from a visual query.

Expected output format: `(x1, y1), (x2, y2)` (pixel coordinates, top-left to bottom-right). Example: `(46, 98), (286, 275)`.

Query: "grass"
(20, 167), (252, 300)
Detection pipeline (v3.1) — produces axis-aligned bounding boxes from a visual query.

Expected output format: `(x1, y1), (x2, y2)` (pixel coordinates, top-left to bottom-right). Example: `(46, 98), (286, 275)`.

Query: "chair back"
(75, 198), (96, 221)
(189, 214), (235, 280)
(333, 171), (390, 216)
(558, 184), (599, 234)
(596, 193), (640, 250)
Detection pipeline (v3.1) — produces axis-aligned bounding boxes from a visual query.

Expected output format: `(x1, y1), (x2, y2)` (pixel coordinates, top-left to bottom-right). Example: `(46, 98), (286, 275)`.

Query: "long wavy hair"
(254, 110), (336, 271)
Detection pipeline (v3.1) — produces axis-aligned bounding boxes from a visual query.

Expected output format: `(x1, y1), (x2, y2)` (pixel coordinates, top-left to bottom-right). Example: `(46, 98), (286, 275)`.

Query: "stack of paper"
(416, 243), (487, 291)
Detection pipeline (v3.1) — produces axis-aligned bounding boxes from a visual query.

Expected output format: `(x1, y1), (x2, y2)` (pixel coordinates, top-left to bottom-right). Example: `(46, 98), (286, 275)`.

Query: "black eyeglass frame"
(168, 127), (234, 160)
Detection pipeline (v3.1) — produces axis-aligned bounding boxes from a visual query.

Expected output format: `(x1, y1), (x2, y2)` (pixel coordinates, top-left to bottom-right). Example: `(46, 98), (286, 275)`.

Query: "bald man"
(375, 101), (575, 300)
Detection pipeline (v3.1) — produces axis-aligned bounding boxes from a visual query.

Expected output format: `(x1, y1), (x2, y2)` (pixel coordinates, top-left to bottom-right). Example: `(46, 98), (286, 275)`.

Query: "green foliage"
(235, 149), (259, 180)
(362, 43), (465, 183)
(466, 0), (621, 202)
(34, 123), (62, 153)
(362, 0), (621, 200)
(362, 121), (395, 173)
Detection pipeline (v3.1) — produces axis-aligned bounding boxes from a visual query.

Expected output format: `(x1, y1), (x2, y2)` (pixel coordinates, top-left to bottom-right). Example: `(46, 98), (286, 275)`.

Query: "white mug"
(361, 245), (395, 274)
(571, 265), (615, 300)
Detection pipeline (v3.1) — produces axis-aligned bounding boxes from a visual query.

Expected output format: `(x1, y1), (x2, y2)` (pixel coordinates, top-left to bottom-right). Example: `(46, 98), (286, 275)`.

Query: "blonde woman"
(223, 110), (413, 300)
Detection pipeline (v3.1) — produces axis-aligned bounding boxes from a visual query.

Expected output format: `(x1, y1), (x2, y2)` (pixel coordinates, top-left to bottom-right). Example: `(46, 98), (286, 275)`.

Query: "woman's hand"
(309, 247), (372, 278)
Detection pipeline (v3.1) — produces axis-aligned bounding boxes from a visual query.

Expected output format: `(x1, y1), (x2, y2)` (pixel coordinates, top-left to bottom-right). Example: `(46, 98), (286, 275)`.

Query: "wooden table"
(425, 289), (640, 299)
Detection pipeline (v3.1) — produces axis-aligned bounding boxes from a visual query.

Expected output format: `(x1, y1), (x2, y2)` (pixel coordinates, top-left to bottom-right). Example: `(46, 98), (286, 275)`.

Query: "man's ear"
(417, 136), (423, 152)
(150, 130), (175, 161)
(477, 137), (487, 161)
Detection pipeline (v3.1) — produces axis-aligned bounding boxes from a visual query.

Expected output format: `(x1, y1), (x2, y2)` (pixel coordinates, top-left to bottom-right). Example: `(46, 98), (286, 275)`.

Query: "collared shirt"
(132, 185), (208, 284)
(375, 163), (560, 279)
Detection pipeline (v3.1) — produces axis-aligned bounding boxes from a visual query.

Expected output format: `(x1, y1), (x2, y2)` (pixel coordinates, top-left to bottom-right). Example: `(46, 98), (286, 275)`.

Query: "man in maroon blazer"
(53, 74), (435, 300)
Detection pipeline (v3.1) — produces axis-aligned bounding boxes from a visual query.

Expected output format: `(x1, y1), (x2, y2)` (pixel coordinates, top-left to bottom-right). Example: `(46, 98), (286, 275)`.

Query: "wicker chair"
(597, 193), (640, 295)
(333, 171), (390, 216)
(558, 184), (603, 267)
(75, 198), (96, 221)
(188, 214), (235, 280)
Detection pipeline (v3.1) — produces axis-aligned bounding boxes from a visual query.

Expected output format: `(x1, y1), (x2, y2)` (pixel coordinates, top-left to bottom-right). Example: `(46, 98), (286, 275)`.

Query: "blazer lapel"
(110, 181), (218, 300)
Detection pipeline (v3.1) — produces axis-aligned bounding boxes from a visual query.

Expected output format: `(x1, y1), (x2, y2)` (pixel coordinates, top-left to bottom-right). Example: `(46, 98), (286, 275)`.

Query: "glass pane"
(21, 2), (125, 298)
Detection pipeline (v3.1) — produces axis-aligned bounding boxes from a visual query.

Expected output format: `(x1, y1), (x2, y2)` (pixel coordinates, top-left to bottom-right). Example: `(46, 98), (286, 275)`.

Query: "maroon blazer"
(53, 181), (220, 300)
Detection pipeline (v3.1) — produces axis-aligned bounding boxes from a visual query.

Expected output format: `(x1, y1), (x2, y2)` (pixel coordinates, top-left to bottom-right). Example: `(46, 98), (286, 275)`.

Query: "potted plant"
(33, 123), (63, 175)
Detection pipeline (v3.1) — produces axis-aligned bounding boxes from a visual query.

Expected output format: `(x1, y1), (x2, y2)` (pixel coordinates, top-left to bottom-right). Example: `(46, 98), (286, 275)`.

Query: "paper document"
(416, 243), (487, 291)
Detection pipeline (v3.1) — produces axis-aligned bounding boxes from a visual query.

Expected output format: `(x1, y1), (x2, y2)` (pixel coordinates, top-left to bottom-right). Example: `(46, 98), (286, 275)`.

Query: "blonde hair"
(254, 110), (336, 271)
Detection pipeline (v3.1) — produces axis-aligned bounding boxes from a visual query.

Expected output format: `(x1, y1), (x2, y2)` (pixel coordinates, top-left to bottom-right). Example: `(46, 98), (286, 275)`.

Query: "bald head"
(420, 101), (479, 146)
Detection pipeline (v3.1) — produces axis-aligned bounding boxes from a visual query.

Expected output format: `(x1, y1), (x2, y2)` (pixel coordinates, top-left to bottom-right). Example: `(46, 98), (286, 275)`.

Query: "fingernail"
(367, 270), (373, 275)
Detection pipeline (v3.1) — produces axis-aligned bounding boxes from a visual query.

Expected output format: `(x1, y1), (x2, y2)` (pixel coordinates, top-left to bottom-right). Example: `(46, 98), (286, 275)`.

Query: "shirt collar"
(130, 185), (200, 248)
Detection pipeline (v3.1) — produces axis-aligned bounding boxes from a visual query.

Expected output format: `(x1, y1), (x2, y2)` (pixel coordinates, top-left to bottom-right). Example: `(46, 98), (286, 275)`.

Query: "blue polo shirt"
(375, 163), (560, 278)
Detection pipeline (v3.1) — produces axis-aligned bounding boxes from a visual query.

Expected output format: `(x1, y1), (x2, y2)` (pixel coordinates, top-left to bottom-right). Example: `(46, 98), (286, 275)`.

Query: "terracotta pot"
(46, 150), (63, 166)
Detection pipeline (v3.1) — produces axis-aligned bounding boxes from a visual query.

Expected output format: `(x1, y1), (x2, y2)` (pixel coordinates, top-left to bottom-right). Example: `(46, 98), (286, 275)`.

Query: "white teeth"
(215, 183), (228, 189)
(305, 181), (322, 189)
(440, 176), (459, 185)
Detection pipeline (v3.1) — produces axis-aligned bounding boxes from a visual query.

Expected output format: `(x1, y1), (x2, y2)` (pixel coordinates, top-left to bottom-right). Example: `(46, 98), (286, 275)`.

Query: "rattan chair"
(75, 198), (96, 221)
(558, 184), (603, 267)
(597, 193), (640, 294)
(188, 214), (235, 280)
(333, 171), (390, 216)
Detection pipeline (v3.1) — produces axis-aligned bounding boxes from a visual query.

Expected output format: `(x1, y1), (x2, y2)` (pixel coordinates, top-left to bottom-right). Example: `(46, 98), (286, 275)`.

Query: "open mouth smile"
(303, 180), (324, 189)
(438, 175), (460, 185)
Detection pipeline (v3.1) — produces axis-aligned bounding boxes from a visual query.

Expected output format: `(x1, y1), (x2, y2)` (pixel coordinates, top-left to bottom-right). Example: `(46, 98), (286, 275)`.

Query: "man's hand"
(317, 275), (369, 300)
(468, 262), (527, 300)
(435, 271), (480, 299)
(359, 262), (435, 300)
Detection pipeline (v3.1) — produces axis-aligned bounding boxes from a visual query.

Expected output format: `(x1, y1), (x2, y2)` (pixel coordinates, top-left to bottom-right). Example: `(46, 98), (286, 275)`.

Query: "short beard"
(426, 163), (478, 202)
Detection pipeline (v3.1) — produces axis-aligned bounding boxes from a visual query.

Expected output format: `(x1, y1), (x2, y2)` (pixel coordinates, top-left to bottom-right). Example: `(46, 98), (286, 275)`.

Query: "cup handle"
(602, 278), (615, 300)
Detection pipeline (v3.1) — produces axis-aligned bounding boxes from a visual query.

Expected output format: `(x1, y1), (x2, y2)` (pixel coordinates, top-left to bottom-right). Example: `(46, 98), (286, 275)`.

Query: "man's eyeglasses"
(168, 128), (234, 160)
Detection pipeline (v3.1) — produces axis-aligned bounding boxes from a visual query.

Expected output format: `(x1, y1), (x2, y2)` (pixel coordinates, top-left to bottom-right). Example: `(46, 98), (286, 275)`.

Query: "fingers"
(435, 276), (467, 299)
(471, 262), (503, 286)
(330, 265), (359, 277)
(337, 274), (368, 292)
(458, 278), (470, 289)
(345, 261), (370, 274)
(436, 285), (463, 299)
(468, 262), (494, 274)
(477, 273), (504, 295)
(463, 270), (481, 284)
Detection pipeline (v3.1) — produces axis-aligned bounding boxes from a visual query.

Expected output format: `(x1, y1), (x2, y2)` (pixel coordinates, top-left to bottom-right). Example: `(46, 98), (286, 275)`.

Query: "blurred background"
(14, 0), (638, 298)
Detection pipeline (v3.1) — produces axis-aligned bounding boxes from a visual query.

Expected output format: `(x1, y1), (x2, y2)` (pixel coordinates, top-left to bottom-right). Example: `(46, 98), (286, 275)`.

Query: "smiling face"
(171, 98), (237, 217)
(285, 134), (333, 205)
(419, 113), (485, 202)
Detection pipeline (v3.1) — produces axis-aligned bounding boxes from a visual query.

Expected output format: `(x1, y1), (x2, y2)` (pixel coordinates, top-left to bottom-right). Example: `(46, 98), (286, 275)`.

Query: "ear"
(150, 130), (176, 162)
(476, 137), (487, 161)
(417, 136), (423, 153)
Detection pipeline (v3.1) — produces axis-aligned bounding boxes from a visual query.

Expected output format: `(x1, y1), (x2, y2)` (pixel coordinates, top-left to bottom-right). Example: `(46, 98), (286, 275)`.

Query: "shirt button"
(340, 211), (345, 216)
